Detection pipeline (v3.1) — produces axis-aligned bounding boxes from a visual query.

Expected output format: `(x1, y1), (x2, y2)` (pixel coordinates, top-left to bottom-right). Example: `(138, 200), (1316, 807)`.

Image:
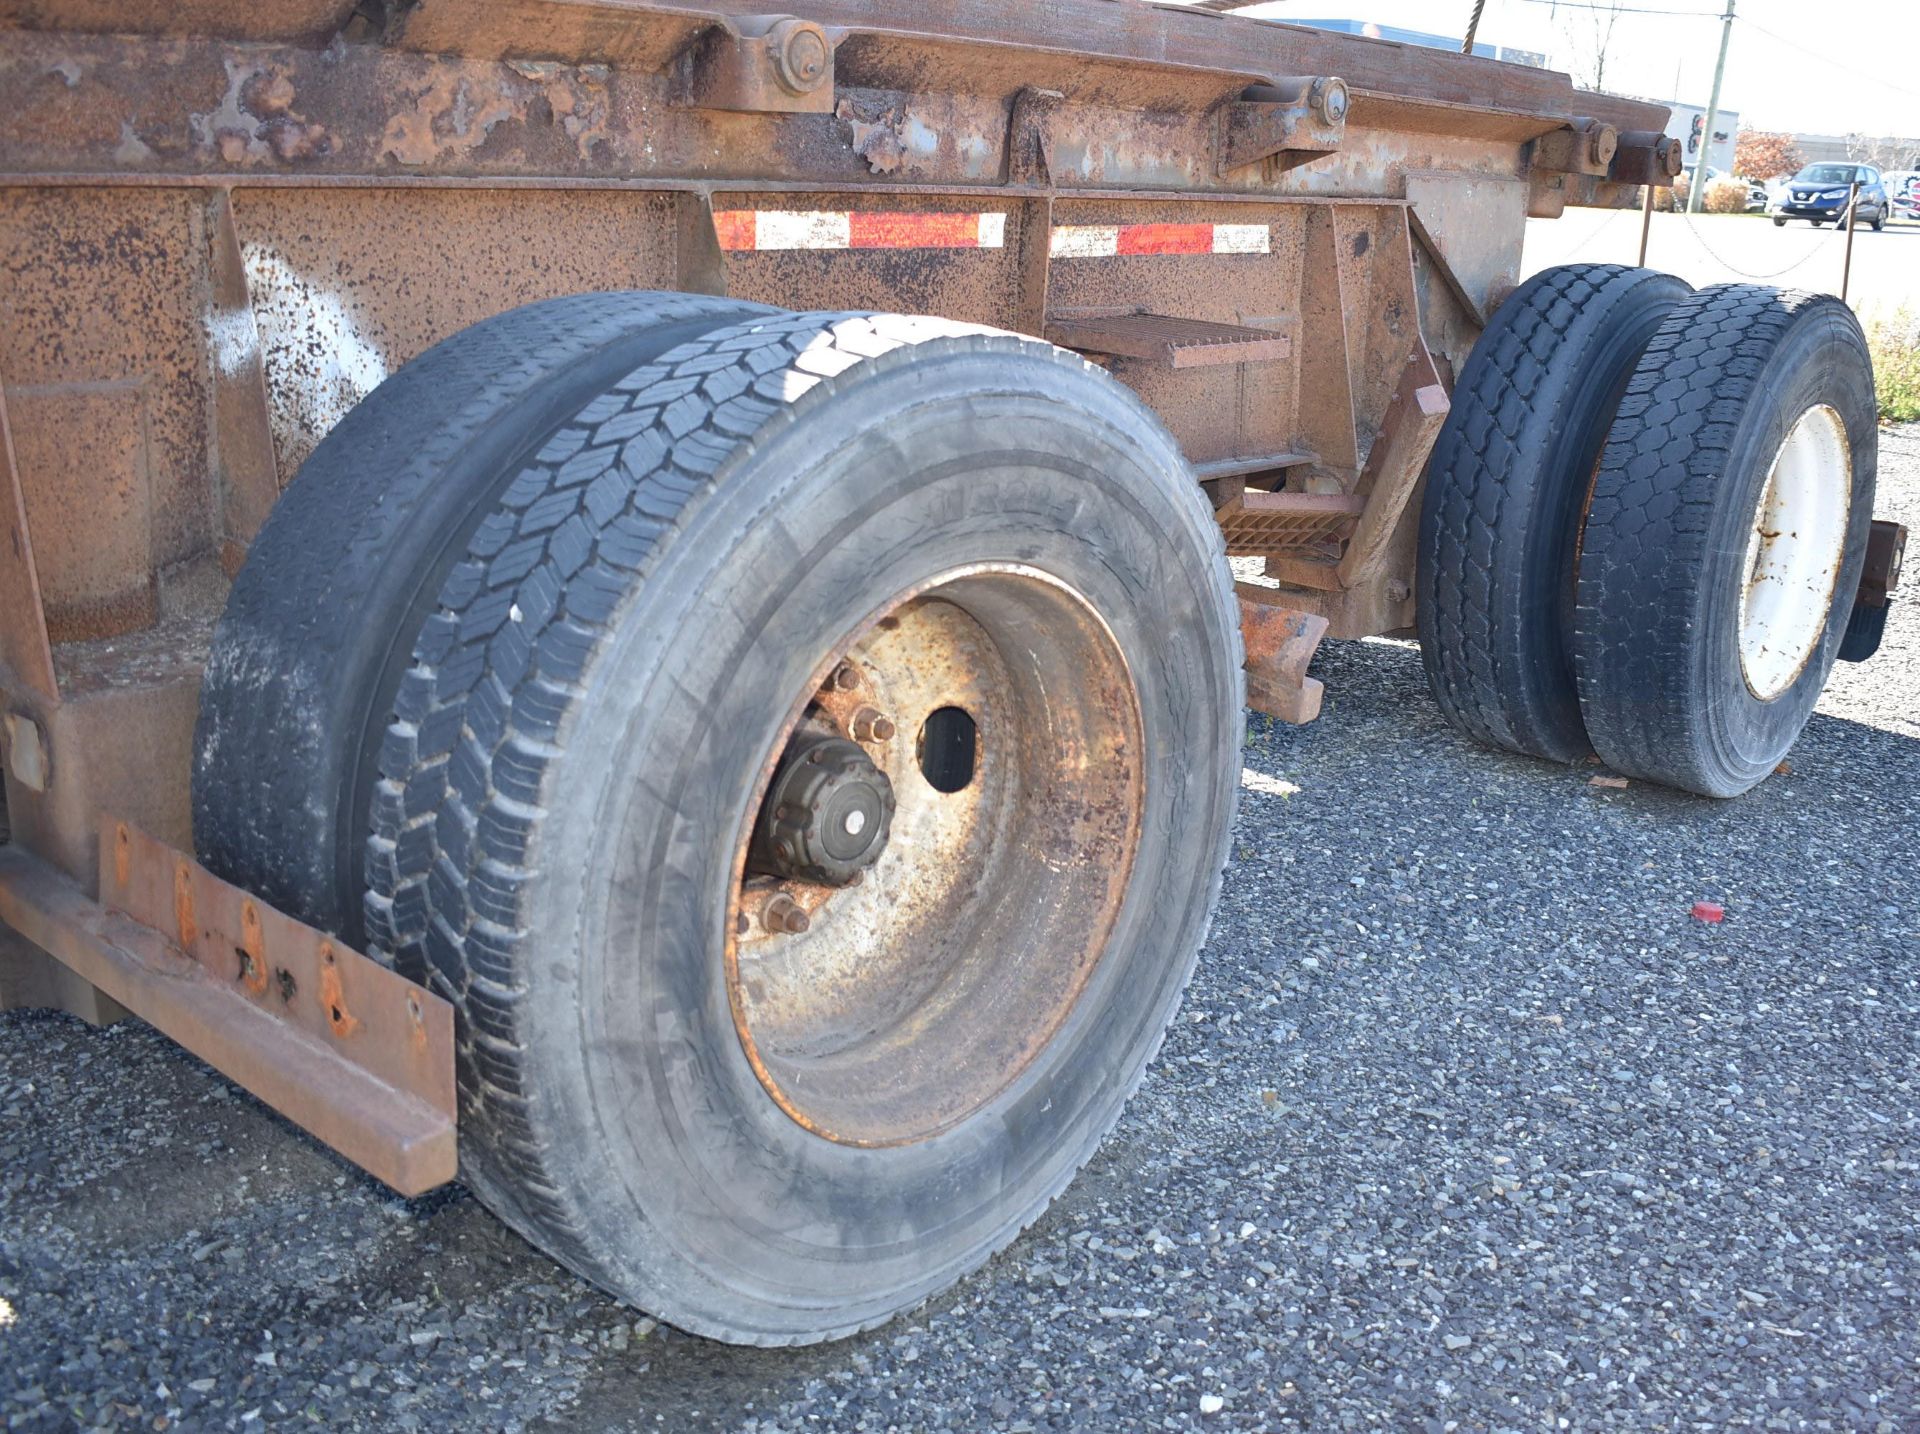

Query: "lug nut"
(851, 706), (896, 742)
(829, 661), (860, 692)
(763, 894), (811, 934)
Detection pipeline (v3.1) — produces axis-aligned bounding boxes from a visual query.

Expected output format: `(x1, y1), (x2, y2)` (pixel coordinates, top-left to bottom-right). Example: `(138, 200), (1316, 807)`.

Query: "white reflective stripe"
(753, 210), (853, 250)
(1212, 224), (1271, 254)
(977, 212), (1008, 247)
(1050, 225), (1120, 258)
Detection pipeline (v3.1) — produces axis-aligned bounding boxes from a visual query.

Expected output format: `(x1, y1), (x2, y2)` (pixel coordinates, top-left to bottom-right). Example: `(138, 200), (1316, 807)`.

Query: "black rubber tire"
(1772, 216), (1787, 227)
(1573, 286), (1877, 797)
(1872, 211), (1886, 232)
(1417, 263), (1689, 763)
(194, 292), (771, 942)
(349, 308), (1241, 1342)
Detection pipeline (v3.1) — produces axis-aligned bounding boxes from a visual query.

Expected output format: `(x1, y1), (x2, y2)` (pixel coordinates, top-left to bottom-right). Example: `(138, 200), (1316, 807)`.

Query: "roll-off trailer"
(0, 0), (1906, 1343)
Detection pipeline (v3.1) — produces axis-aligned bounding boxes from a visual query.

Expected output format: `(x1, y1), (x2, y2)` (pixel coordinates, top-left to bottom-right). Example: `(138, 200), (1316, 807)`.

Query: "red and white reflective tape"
(713, 209), (1007, 251)
(1049, 222), (1271, 258)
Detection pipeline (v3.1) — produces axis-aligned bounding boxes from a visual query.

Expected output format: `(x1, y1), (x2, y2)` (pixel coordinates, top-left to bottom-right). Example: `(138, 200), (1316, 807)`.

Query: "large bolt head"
(769, 19), (830, 95)
(1310, 76), (1350, 126)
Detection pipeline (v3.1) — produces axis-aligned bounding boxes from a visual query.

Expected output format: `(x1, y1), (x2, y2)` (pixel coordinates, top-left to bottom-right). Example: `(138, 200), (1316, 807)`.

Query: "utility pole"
(1687, 0), (1736, 213)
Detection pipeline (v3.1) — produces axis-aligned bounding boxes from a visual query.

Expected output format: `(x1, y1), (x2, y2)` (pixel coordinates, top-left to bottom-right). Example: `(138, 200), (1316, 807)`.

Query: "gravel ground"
(3, 431), (1916, 1432)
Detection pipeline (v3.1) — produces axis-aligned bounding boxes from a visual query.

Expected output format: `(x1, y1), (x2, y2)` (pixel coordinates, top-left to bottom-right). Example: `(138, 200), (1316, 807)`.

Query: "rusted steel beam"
(207, 188), (282, 561)
(0, 823), (457, 1194)
(0, 6), (1667, 193)
(0, 384), (59, 705)
(1236, 594), (1329, 725)
(1337, 345), (1450, 588)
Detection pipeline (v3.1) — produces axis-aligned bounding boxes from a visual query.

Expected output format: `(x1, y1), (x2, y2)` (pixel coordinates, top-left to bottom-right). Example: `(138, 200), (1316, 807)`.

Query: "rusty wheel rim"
(723, 564), (1145, 1148)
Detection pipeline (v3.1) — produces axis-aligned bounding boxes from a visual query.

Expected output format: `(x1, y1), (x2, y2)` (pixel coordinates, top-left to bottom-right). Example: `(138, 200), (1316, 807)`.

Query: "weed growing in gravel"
(1867, 306), (1920, 423)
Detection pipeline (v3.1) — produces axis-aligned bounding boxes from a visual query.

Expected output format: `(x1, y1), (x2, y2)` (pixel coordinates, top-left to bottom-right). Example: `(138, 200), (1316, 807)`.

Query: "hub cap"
(725, 566), (1144, 1147)
(1739, 403), (1851, 700)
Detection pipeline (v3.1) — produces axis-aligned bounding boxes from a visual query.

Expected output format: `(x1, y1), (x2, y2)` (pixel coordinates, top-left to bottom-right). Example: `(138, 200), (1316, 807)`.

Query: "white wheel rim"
(1738, 403), (1851, 700)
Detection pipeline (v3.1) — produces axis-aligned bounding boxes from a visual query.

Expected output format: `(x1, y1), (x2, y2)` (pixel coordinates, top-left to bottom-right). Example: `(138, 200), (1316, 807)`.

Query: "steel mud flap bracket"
(0, 821), (457, 1195)
(1838, 520), (1908, 662)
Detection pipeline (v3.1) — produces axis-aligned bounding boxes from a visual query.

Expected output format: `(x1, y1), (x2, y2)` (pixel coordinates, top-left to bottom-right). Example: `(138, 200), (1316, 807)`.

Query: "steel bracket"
(1532, 118), (1618, 177)
(1216, 77), (1349, 176)
(0, 821), (457, 1195)
(1608, 129), (1684, 186)
(671, 14), (840, 114)
(1237, 596), (1330, 725)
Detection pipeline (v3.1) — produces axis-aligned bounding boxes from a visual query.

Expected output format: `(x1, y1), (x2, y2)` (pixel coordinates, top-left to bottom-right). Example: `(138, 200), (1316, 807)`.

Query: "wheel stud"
(851, 706), (896, 742)
(763, 894), (811, 934)
(829, 661), (860, 692)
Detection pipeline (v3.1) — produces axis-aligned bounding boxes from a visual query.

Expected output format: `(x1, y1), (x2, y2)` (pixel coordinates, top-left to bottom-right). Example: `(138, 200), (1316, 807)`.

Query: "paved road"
(1523, 210), (1920, 321)
(3, 435), (1916, 1431)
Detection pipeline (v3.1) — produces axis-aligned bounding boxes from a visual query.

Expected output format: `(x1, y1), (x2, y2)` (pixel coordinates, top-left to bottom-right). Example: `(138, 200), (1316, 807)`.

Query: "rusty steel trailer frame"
(0, 0), (1679, 1191)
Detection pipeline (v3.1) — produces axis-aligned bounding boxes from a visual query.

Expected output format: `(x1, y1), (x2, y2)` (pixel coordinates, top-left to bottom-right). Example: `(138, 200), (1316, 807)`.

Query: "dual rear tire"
(195, 298), (1244, 1343)
(1419, 267), (1878, 797)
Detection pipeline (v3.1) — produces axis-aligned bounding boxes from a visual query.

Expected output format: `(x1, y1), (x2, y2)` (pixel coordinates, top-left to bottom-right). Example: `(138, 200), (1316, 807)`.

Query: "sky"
(1179, 1), (1920, 138)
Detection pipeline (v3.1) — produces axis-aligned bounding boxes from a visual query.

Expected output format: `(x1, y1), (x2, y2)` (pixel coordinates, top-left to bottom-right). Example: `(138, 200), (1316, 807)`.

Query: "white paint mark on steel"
(241, 245), (389, 476)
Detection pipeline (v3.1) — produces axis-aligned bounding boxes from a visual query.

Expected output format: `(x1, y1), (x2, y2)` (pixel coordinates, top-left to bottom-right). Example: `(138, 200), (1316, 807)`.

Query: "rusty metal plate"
(87, 818), (457, 1192)
(1045, 312), (1292, 369)
(101, 818), (453, 1109)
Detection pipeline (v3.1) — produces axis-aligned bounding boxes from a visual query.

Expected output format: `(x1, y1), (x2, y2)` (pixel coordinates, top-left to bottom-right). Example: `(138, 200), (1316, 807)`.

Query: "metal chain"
(1676, 211), (1838, 282)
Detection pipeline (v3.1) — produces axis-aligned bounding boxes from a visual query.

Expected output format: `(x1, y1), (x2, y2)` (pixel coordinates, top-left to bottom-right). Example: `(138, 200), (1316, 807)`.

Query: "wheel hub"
(749, 733), (895, 886)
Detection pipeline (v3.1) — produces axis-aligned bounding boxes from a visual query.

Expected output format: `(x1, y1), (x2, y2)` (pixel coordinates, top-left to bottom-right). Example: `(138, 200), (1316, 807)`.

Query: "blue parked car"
(1770, 163), (1888, 230)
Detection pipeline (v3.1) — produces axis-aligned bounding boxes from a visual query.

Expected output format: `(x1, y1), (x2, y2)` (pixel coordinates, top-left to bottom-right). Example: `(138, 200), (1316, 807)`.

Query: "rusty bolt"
(829, 661), (861, 692)
(763, 894), (811, 934)
(851, 706), (896, 742)
(769, 18), (830, 95)
(1309, 76), (1350, 127)
(1589, 124), (1619, 169)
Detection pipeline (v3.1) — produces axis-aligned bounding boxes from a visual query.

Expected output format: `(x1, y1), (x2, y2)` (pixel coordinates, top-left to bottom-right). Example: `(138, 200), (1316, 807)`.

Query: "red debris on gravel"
(1691, 901), (1726, 923)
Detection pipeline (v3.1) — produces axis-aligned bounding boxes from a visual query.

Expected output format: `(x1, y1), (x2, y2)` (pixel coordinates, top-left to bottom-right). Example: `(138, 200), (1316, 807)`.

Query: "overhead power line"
(1519, 1), (1723, 16)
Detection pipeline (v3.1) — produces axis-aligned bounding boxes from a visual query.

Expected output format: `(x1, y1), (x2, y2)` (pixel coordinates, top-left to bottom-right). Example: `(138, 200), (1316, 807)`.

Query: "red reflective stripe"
(712, 210), (757, 252)
(1115, 223), (1213, 255)
(849, 211), (983, 248)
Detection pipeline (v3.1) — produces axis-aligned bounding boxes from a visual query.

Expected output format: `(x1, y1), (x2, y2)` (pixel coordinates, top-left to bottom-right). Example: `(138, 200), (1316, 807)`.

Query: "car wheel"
(1772, 216), (1787, 227)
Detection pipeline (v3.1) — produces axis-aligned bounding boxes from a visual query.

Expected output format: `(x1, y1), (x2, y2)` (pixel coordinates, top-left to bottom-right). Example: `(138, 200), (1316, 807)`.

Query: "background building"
(1662, 100), (1740, 178)
(1288, 17), (1547, 68)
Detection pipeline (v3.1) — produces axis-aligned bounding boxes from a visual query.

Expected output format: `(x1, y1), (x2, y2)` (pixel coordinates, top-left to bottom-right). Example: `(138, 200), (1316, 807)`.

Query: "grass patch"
(1867, 307), (1920, 423)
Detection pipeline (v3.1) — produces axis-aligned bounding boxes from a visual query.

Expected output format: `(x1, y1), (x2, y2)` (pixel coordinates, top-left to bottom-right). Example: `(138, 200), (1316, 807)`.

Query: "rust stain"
(318, 941), (361, 1038)
(190, 56), (331, 167)
(238, 897), (269, 995)
(171, 857), (197, 950)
